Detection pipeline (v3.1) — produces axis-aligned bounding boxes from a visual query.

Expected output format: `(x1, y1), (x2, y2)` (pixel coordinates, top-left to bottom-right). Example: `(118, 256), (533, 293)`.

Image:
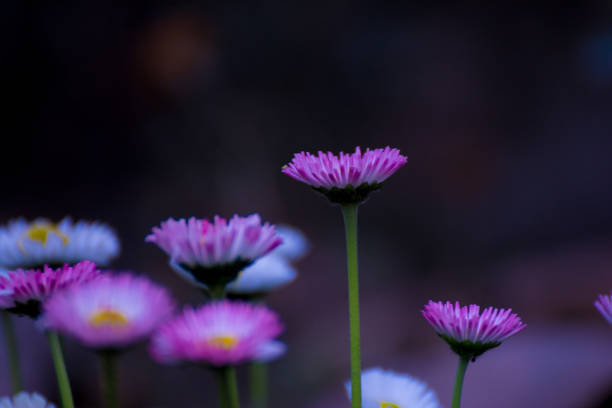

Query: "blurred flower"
(0, 218), (120, 269)
(270, 225), (309, 261)
(150, 300), (283, 366)
(0, 392), (56, 408)
(0, 261), (102, 318)
(594, 292), (612, 325)
(282, 147), (407, 204)
(146, 215), (282, 291)
(44, 274), (175, 349)
(227, 225), (308, 295)
(345, 368), (440, 408)
(422, 300), (526, 359)
(253, 339), (286, 363)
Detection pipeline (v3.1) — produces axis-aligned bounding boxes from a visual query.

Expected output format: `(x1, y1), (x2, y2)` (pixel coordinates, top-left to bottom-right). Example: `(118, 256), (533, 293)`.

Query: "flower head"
(146, 215), (282, 290)
(0, 392), (56, 408)
(150, 300), (284, 367)
(422, 300), (526, 359)
(282, 147), (407, 204)
(0, 261), (103, 318)
(0, 218), (120, 269)
(227, 225), (308, 295)
(595, 292), (612, 325)
(346, 368), (440, 408)
(43, 274), (175, 349)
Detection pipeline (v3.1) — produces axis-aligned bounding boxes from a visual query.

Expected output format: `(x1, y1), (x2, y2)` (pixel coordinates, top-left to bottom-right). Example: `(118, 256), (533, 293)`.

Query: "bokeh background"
(3, 2), (612, 407)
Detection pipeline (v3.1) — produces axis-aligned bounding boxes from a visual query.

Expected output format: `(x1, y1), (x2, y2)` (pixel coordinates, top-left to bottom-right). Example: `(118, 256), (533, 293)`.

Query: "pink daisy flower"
(0, 260), (102, 318)
(282, 146), (407, 204)
(43, 274), (175, 349)
(150, 300), (284, 367)
(146, 215), (282, 290)
(595, 292), (612, 325)
(422, 300), (526, 359)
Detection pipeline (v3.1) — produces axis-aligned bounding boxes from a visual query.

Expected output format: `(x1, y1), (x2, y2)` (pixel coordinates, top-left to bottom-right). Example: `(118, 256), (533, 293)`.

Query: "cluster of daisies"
(0, 147), (610, 408)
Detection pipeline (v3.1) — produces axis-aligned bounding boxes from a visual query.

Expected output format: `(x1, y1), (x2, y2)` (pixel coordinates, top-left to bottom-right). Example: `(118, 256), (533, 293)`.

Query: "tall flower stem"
(249, 362), (267, 408)
(452, 355), (469, 408)
(99, 351), (119, 408)
(1, 311), (23, 393)
(217, 366), (240, 408)
(341, 203), (361, 408)
(47, 331), (74, 408)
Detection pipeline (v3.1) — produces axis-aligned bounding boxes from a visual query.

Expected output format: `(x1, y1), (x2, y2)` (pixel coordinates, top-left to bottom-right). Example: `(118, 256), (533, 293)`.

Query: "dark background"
(2, 2), (612, 407)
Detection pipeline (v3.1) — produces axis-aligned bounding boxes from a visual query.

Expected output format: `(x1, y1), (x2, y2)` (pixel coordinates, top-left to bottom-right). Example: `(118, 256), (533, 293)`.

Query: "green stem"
(1, 312), (23, 393)
(451, 356), (470, 408)
(99, 351), (119, 408)
(216, 369), (229, 408)
(218, 366), (240, 408)
(341, 203), (361, 408)
(225, 366), (240, 408)
(249, 362), (267, 408)
(209, 284), (226, 300)
(47, 331), (74, 408)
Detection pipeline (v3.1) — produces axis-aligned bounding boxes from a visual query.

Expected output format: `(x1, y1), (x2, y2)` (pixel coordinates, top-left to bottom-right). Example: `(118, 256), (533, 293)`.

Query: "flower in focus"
(44, 274), (175, 349)
(0, 218), (120, 269)
(0, 261), (103, 318)
(227, 225), (308, 295)
(0, 392), (56, 408)
(422, 300), (526, 359)
(595, 292), (612, 325)
(150, 300), (283, 367)
(282, 147), (407, 204)
(146, 214), (282, 290)
(345, 368), (440, 408)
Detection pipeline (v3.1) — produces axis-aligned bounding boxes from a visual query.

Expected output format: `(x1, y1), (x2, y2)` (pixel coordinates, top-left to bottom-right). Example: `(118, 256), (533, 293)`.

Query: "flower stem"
(209, 284), (226, 300)
(47, 331), (74, 408)
(341, 203), (361, 408)
(1, 311), (23, 393)
(452, 355), (470, 408)
(220, 366), (240, 408)
(99, 351), (119, 408)
(249, 362), (267, 408)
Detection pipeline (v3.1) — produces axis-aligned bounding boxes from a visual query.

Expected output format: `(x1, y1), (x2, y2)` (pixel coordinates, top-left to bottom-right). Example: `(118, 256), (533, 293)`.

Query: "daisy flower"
(146, 215), (282, 293)
(0, 261), (102, 318)
(595, 292), (612, 325)
(282, 146), (407, 204)
(227, 225), (308, 295)
(43, 274), (175, 349)
(150, 300), (284, 367)
(346, 368), (440, 408)
(0, 218), (119, 269)
(0, 392), (56, 408)
(422, 300), (526, 359)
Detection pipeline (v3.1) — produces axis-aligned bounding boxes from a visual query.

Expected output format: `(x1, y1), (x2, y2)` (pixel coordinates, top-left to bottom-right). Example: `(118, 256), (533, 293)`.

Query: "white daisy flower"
(227, 226), (308, 295)
(346, 368), (441, 408)
(0, 392), (56, 408)
(0, 218), (120, 269)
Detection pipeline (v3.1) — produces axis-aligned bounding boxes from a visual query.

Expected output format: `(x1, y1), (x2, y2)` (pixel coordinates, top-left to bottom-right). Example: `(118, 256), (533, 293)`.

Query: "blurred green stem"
(47, 331), (74, 408)
(1, 311), (23, 393)
(100, 351), (119, 408)
(452, 355), (469, 408)
(250, 362), (267, 408)
(341, 203), (361, 408)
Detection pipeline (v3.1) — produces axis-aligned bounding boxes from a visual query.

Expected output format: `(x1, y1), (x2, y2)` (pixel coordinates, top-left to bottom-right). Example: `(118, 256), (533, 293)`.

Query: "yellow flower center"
(207, 335), (239, 350)
(89, 309), (129, 327)
(380, 402), (400, 408)
(19, 222), (69, 253)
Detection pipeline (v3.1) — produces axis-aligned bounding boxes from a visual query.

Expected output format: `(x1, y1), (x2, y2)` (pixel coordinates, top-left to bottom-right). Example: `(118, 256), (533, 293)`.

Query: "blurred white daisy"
(0, 392), (56, 408)
(346, 368), (441, 408)
(0, 218), (120, 269)
(227, 225), (308, 295)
